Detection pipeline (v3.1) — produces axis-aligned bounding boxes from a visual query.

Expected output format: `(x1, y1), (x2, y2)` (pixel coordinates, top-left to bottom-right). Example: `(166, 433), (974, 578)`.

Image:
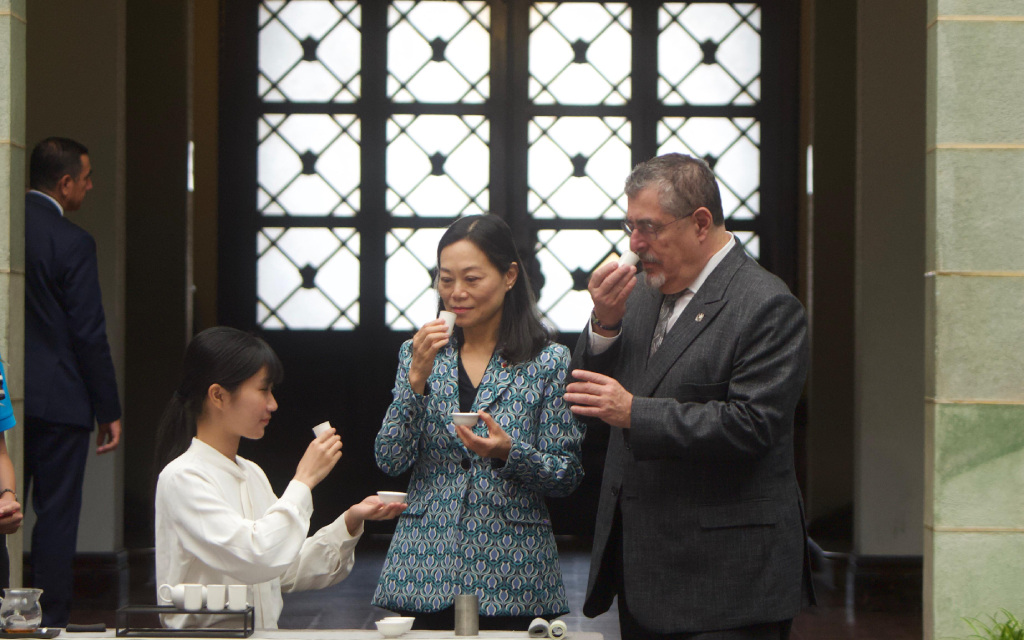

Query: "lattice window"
(388, 1), (491, 103)
(247, 0), (769, 333)
(385, 228), (447, 331)
(659, 3), (761, 105)
(529, 3), (631, 105)
(258, 114), (361, 215)
(257, 227), (360, 329)
(386, 114), (490, 217)
(259, 1), (361, 103)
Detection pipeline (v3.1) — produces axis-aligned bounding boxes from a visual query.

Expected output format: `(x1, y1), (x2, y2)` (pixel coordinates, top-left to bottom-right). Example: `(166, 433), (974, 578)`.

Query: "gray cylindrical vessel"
(454, 593), (479, 636)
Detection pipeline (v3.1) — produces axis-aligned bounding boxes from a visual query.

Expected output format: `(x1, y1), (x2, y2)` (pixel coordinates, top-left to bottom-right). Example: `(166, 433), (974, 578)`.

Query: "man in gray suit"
(566, 153), (811, 639)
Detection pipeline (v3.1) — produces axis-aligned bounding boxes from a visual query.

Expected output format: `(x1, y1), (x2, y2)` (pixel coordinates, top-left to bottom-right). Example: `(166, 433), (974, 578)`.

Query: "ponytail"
(152, 391), (199, 482)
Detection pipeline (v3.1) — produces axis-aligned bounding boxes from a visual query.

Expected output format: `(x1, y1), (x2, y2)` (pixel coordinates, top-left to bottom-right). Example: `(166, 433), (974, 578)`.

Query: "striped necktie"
(650, 291), (685, 356)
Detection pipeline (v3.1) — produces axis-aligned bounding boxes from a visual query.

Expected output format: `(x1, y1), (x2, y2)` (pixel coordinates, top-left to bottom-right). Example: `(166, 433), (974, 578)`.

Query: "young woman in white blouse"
(154, 327), (405, 629)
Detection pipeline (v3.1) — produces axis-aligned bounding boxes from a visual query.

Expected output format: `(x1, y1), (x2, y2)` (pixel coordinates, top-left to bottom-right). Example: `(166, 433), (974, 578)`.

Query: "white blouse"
(155, 438), (362, 629)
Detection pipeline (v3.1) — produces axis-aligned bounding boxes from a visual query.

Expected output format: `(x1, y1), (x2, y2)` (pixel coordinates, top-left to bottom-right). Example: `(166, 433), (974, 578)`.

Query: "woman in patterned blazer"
(373, 214), (584, 630)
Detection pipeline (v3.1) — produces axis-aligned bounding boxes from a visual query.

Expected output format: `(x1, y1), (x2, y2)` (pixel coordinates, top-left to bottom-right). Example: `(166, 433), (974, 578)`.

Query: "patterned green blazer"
(372, 339), (584, 616)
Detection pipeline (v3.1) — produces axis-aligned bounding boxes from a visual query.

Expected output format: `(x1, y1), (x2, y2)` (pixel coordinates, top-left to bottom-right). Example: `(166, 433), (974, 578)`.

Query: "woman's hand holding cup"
(293, 427), (343, 489)
(408, 317), (451, 395)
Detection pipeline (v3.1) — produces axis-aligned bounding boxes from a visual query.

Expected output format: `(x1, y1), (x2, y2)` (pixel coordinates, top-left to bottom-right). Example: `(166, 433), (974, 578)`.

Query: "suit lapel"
(633, 243), (749, 397)
(433, 344), (461, 438)
(473, 351), (513, 427)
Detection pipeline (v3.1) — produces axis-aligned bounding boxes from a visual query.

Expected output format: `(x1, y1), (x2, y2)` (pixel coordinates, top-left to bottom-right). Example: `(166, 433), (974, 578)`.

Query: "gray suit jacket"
(574, 242), (811, 634)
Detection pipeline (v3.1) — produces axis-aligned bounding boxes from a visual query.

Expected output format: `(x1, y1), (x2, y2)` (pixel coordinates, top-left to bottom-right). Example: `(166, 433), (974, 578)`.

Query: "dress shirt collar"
(28, 190), (65, 216)
(188, 437), (247, 480)
(687, 233), (735, 296)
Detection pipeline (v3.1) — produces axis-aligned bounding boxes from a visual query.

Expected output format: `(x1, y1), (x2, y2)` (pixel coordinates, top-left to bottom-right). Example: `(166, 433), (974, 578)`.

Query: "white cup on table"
(205, 584), (226, 611)
(182, 584), (204, 611)
(227, 584), (248, 611)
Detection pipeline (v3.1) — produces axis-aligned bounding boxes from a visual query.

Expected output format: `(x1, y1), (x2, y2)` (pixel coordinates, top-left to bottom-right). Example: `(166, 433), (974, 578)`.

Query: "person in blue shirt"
(0, 352), (25, 588)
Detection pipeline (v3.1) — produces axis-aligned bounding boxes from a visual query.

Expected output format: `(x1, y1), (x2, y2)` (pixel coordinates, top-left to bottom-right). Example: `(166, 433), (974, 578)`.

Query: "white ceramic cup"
(438, 310), (456, 336)
(182, 584), (204, 612)
(618, 251), (640, 268)
(377, 490), (408, 504)
(205, 584), (226, 611)
(158, 583), (202, 608)
(312, 421), (332, 438)
(227, 584), (248, 611)
(451, 412), (478, 427)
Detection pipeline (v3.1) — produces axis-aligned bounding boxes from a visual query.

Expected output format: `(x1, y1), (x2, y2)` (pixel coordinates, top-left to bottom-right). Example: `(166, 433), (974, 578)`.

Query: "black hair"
(30, 137), (89, 192)
(624, 152), (725, 225)
(436, 215), (551, 364)
(153, 327), (283, 476)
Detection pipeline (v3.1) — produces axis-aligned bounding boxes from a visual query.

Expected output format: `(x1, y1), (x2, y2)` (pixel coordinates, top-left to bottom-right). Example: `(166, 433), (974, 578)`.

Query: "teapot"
(0, 588), (43, 632)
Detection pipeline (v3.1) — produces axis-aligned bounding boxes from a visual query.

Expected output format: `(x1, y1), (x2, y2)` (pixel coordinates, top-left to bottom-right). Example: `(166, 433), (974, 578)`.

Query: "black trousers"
(24, 419), (91, 627)
(1, 534), (8, 589)
(608, 504), (792, 640)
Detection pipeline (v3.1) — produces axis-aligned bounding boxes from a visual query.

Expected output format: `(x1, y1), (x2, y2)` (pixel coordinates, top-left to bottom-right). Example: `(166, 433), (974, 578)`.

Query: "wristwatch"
(591, 309), (622, 331)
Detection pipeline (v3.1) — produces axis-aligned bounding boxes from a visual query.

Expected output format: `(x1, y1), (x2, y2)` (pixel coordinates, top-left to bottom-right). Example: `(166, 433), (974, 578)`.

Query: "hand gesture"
(454, 411), (512, 461)
(409, 318), (451, 394)
(344, 495), (407, 535)
(0, 497), (23, 535)
(589, 262), (637, 335)
(565, 369), (634, 429)
(293, 428), (343, 489)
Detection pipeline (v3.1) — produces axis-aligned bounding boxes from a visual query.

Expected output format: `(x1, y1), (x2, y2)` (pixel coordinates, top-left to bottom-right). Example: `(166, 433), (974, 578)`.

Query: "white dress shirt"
(155, 438), (363, 629)
(589, 234), (736, 354)
(28, 189), (64, 216)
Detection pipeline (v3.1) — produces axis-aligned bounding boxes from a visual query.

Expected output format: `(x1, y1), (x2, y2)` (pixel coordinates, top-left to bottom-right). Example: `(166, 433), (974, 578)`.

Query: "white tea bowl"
(377, 491), (408, 504)
(375, 616), (414, 637)
(451, 412), (479, 427)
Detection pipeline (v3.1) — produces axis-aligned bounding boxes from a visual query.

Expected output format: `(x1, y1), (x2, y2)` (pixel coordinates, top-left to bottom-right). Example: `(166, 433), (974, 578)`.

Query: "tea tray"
(115, 605), (254, 638)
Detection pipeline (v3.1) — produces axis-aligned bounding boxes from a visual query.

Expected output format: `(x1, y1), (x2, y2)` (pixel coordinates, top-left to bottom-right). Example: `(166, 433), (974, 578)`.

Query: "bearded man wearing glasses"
(566, 153), (813, 640)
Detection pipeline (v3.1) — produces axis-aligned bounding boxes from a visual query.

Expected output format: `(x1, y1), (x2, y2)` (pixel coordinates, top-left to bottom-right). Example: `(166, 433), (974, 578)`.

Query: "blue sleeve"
(0, 356), (15, 432)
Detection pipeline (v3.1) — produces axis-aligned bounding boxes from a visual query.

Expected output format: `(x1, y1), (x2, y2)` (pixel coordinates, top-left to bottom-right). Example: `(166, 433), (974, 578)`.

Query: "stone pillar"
(925, 4), (1024, 638)
(0, 0), (26, 586)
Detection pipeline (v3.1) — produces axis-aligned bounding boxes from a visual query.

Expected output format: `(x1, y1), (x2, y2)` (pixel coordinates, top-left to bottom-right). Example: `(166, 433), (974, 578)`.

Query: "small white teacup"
(618, 251), (640, 268)
(205, 584), (226, 611)
(378, 491), (408, 504)
(451, 412), (479, 427)
(227, 584), (248, 611)
(312, 421), (332, 438)
(438, 310), (456, 336)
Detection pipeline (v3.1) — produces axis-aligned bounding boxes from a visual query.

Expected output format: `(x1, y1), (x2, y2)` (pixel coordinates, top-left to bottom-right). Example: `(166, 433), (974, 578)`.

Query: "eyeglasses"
(621, 210), (696, 239)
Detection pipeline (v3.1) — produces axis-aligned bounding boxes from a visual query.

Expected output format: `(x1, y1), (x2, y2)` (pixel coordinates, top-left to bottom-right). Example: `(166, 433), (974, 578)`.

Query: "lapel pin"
(695, 312), (705, 322)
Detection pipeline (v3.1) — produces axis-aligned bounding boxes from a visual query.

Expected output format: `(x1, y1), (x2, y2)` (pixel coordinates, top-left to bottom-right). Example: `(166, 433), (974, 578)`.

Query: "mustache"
(638, 252), (659, 264)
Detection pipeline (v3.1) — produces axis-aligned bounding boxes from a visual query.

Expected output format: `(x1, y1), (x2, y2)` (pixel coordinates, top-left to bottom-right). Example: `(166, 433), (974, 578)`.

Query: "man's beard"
(638, 253), (665, 290)
(640, 271), (666, 291)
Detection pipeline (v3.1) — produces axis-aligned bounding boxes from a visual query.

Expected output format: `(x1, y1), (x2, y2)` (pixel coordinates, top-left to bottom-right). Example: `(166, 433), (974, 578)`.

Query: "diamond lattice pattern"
(387, 114), (490, 217)
(385, 228), (447, 331)
(530, 2), (631, 105)
(258, 114), (361, 216)
(528, 116), (631, 220)
(259, 1), (361, 103)
(388, 1), (490, 103)
(257, 227), (361, 329)
(659, 3), (760, 105)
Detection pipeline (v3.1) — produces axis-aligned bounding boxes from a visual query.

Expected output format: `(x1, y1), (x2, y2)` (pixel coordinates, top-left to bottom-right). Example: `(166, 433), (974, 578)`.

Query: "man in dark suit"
(24, 137), (122, 627)
(566, 153), (811, 639)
